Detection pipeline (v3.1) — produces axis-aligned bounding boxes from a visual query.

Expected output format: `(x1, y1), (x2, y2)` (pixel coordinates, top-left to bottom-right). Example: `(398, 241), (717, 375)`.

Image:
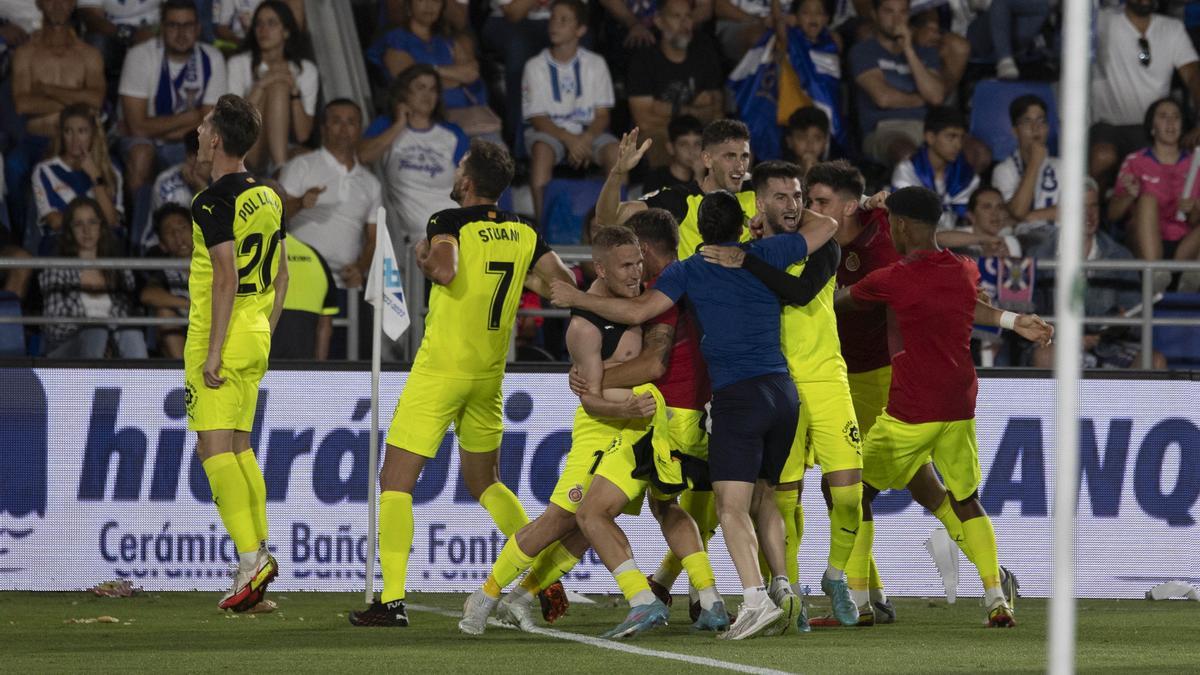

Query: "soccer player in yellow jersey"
(701, 161), (864, 629)
(350, 140), (574, 627)
(596, 122), (756, 259)
(186, 94), (288, 612)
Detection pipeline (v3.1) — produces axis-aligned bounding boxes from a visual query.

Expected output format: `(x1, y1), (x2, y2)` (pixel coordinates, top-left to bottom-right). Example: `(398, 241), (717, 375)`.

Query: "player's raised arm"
(796, 208), (840, 257)
(597, 128), (653, 226)
(566, 317), (657, 419)
(552, 281), (674, 326)
(268, 239), (289, 334)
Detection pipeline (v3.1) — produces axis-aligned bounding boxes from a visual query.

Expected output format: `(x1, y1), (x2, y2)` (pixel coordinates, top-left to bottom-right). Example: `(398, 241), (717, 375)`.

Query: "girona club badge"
(568, 485), (584, 503)
(845, 252), (861, 272)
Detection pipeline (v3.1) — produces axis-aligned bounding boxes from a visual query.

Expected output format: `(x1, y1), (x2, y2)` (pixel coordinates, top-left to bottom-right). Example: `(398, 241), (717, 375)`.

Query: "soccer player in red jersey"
(835, 187), (1052, 627)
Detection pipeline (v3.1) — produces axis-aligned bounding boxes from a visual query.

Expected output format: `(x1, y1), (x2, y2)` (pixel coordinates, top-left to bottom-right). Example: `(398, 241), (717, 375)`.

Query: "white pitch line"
(408, 603), (794, 675)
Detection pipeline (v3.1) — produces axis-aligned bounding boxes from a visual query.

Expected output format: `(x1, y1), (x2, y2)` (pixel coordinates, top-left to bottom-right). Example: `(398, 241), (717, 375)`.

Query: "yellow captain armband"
(430, 233), (459, 248)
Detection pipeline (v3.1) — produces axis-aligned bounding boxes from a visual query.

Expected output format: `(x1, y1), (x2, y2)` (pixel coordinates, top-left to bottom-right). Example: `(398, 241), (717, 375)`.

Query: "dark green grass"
(1, 592), (1194, 673)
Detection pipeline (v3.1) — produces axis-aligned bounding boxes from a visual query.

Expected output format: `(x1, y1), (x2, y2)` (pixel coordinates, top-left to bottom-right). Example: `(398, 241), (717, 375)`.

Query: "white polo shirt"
(1092, 9), (1198, 126)
(279, 148), (383, 287)
(78, 0), (162, 27)
(521, 47), (614, 134)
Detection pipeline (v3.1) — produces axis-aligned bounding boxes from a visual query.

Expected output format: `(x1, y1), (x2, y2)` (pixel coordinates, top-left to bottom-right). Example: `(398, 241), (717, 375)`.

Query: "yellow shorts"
(861, 410), (981, 500)
(848, 366), (892, 436)
(606, 405), (710, 516)
(385, 370), (503, 458)
(184, 331), (270, 432)
(781, 380), (863, 483)
(551, 406), (639, 514)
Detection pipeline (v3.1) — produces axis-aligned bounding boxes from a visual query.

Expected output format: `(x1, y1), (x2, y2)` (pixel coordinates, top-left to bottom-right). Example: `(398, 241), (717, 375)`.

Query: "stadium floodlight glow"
(1050, 0), (1090, 672)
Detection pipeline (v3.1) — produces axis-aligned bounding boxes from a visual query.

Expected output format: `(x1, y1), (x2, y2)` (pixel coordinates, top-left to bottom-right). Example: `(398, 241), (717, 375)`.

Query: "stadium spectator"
(713, 0), (773, 63)
(31, 104), (125, 250)
(992, 94), (1059, 237)
(849, 0), (944, 166)
(0, 232), (34, 302)
(776, 0), (845, 156)
(626, 0), (724, 168)
(935, 185), (1019, 258)
(522, 0), (619, 224)
(891, 106), (979, 230)
(964, 0), (1050, 79)
(8, 0), (106, 247)
(145, 130), (207, 251)
(39, 197), (147, 359)
(78, 0), (161, 60)
(139, 203), (192, 358)
(0, 3), (39, 41)
(784, 107), (831, 174)
(226, 0), (318, 172)
(270, 235), (338, 360)
(910, 9), (968, 102)
(358, 64), (469, 245)
(372, 0), (489, 118)
(214, 0), (306, 44)
(1108, 98), (1200, 264)
(1089, 0), (1200, 187)
(480, 0), (552, 148)
(639, 114), (703, 195)
(279, 99), (382, 289)
(119, 0), (227, 245)
(1030, 179), (1166, 370)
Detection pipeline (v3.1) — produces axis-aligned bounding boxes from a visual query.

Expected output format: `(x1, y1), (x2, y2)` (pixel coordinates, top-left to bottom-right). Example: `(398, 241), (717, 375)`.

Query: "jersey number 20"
(237, 231), (282, 295)
(485, 261), (515, 331)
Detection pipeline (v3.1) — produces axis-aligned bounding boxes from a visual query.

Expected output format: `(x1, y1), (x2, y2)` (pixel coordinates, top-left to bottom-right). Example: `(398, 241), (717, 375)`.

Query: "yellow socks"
(202, 453), (259, 556)
(962, 515), (1002, 590)
(932, 496), (976, 565)
(827, 483), (864, 571)
(652, 551), (685, 587)
(521, 540), (581, 594)
(680, 551), (715, 591)
(479, 482), (529, 536)
(379, 491), (414, 603)
(847, 520), (874, 607)
(487, 536), (535, 597)
(653, 490), (716, 587)
(774, 489), (800, 584)
(235, 449), (268, 544)
(613, 559), (655, 606)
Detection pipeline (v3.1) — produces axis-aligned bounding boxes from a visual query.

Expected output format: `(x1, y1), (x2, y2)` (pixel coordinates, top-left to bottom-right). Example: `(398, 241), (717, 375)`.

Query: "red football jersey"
(837, 208), (902, 373)
(647, 278), (711, 410)
(849, 249), (980, 423)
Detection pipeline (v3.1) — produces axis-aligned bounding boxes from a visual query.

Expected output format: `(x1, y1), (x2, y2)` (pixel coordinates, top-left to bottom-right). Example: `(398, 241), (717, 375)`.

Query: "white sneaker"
(458, 590), (498, 635)
(764, 590), (799, 636)
(495, 594), (538, 632)
(996, 56), (1019, 79)
(719, 602), (785, 640)
(925, 527), (959, 604)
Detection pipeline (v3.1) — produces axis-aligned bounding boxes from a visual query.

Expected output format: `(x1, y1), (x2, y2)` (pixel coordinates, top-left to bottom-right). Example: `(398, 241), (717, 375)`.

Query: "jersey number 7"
(237, 231), (282, 295)
(485, 260), (515, 331)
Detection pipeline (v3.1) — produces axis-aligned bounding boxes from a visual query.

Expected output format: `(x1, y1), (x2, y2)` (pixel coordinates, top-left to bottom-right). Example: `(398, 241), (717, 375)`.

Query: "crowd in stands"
(1, 0), (1200, 368)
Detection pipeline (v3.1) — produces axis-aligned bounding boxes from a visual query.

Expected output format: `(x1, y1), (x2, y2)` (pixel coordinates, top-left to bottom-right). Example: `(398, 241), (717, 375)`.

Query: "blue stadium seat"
(969, 79), (1060, 162)
(0, 291), (26, 356)
(1152, 292), (1200, 370)
(542, 177), (608, 245)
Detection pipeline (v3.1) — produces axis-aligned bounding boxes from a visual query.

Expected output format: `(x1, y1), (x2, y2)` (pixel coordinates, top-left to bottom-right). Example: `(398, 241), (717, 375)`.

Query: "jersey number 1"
(485, 261), (515, 331)
(237, 231), (282, 295)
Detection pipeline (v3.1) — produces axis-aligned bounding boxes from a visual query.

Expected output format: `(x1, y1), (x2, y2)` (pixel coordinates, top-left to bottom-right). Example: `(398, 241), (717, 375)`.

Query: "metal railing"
(3, 253), (1200, 369)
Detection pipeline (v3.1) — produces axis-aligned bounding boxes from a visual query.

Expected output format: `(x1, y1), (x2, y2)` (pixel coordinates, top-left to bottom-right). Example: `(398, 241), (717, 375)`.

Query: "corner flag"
(365, 208), (411, 340)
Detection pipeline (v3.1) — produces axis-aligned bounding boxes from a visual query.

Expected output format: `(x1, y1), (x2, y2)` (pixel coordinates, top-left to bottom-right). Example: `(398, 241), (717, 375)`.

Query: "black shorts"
(708, 372), (800, 485)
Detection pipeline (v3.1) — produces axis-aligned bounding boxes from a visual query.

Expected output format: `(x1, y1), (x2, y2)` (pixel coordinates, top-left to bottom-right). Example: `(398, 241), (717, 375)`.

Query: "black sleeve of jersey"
(743, 240), (841, 307)
(191, 192), (235, 249)
(641, 186), (689, 219)
(315, 246), (339, 312)
(426, 208), (467, 240)
(529, 227), (553, 272)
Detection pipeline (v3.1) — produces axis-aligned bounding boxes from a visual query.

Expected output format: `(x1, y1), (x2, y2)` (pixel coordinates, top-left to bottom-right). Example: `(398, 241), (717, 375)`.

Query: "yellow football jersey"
(640, 182), (756, 259)
(412, 205), (550, 378)
(781, 250), (849, 386)
(188, 172), (284, 343)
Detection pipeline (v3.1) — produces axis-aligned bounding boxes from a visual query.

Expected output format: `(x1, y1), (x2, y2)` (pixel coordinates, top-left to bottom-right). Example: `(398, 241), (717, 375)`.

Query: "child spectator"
(992, 94), (1060, 237)
(32, 104), (124, 249)
(140, 203), (192, 358)
(39, 197), (147, 358)
(640, 114), (704, 195)
(145, 131), (207, 251)
(892, 106), (979, 230)
(226, 0), (319, 172)
(522, 0), (619, 223)
(784, 107), (831, 174)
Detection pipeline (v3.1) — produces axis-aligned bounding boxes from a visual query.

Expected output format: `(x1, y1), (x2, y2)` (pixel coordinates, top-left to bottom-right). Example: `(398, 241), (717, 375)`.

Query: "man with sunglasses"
(1090, 0), (1200, 189)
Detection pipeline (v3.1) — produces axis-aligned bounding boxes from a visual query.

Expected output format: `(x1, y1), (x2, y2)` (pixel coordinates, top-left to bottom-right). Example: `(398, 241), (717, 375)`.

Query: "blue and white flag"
(365, 207), (410, 340)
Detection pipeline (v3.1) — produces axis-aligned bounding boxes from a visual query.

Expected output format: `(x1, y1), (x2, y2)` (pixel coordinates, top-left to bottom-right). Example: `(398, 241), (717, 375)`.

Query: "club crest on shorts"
(184, 382), (197, 420)
(844, 421), (862, 448)
(845, 252), (860, 272)
(568, 484), (584, 503)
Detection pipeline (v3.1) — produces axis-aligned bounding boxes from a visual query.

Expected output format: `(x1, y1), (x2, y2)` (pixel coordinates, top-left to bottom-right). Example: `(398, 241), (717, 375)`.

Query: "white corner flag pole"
(1050, 0), (1089, 672)
(365, 207), (386, 604)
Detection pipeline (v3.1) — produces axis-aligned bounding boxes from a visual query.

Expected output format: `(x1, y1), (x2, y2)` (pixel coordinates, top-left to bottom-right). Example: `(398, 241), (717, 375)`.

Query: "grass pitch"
(2, 591), (1194, 673)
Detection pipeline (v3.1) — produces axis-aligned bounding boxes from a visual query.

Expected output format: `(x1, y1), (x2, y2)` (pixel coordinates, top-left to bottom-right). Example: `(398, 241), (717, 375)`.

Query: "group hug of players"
(184, 94), (1053, 639)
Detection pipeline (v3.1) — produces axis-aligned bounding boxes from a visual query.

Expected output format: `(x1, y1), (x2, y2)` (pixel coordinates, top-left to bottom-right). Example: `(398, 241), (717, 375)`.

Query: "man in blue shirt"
(551, 190), (837, 639)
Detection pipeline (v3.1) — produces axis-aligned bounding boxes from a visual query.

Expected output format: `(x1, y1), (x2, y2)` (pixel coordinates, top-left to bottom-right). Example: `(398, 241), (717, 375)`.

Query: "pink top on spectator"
(1114, 148), (1200, 242)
